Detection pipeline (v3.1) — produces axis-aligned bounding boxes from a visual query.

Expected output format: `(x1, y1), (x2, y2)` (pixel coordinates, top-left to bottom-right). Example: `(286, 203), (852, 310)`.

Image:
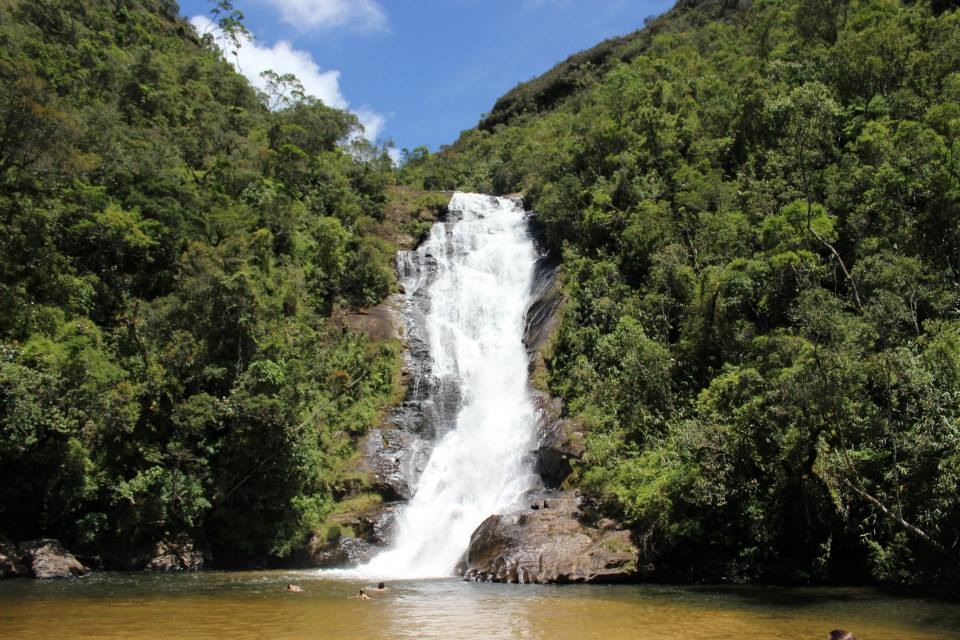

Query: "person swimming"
(375, 582), (389, 591)
(828, 631), (856, 640)
(352, 588), (370, 600)
(285, 584), (302, 592)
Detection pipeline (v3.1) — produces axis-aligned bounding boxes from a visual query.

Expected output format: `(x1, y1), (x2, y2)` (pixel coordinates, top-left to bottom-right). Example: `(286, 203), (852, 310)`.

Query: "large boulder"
(19, 539), (88, 579)
(145, 534), (210, 572)
(1, 535), (27, 578)
(458, 491), (646, 584)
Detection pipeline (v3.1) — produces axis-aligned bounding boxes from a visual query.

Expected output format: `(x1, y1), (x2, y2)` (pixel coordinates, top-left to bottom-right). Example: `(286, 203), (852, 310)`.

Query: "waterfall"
(360, 192), (540, 578)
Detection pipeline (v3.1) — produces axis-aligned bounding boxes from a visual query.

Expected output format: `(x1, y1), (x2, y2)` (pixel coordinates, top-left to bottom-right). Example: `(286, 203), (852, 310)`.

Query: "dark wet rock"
(458, 491), (644, 584)
(523, 256), (563, 359)
(96, 542), (154, 571)
(521, 255), (582, 489)
(526, 389), (584, 488)
(338, 538), (377, 565)
(359, 427), (420, 501)
(300, 535), (377, 568)
(77, 554), (105, 571)
(0, 535), (27, 578)
(363, 502), (404, 546)
(19, 539), (88, 579)
(145, 534), (210, 572)
(531, 392), (584, 488)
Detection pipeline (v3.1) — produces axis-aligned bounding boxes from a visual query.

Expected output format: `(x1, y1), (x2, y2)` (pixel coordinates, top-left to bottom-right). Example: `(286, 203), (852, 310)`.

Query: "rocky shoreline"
(1, 538), (89, 579)
(0, 533), (212, 579)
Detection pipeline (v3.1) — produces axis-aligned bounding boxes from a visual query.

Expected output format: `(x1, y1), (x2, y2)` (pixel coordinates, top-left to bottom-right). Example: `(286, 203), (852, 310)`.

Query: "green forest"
(0, 0), (423, 563)
(2, 0), (959, 590)
(406, 0), (960, 586)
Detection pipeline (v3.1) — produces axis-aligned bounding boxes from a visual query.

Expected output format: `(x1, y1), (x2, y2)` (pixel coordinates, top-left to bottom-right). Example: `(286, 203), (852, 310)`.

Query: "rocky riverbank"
(0, 533), (211, 579)
(1, 537), (88, 579)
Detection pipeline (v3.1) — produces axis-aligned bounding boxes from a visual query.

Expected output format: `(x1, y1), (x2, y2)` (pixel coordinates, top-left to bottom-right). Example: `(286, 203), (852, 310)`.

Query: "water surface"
(2, 572), (958, 639)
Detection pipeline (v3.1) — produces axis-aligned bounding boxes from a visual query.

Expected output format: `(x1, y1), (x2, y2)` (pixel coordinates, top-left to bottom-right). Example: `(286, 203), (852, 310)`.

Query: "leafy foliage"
(0, 0), (404, 560)
(413, 0), (960, 586)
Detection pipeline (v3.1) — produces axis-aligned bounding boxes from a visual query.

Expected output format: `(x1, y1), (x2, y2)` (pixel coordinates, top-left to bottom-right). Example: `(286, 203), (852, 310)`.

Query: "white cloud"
(354, 108), (385, 142)
(191, 16), (386, 143)
(386, 146), (402, 166)
(261, 0), (387, 32)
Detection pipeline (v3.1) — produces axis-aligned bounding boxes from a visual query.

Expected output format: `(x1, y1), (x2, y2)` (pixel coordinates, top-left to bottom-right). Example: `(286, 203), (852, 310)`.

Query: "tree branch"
(842, 476), (947, 555)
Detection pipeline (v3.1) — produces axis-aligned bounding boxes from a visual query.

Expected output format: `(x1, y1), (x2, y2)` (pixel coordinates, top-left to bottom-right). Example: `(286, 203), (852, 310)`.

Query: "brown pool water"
(1, 571), (958, 639)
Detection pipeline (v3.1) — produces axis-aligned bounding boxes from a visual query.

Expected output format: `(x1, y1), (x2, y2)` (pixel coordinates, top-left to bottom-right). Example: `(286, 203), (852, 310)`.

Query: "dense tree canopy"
(407, 0), (960, 587)
(0, 0), (406, 561)
(3, 0), (958, 588)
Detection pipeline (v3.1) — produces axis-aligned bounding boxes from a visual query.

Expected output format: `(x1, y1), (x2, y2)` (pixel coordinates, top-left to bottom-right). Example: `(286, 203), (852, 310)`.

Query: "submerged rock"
(19, 539), (88, 579)
(458, 491), (644, 584)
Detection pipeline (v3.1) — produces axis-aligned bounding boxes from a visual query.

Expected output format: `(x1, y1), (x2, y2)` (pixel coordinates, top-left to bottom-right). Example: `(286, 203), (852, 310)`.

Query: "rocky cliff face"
(523, 251), (563, 358)
(355, 208), (455, 546)
(531, 393), (584, 489)
(522, 237), (584, 491)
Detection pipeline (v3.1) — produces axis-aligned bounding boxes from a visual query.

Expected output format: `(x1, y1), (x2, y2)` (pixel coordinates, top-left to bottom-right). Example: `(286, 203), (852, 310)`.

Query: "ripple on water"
(2, 574), (959, 640)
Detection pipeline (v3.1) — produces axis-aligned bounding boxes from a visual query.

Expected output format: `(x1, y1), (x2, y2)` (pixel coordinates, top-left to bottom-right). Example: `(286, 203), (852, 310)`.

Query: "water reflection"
(2, 573), (958, 640)
(382, 580), (551, 640)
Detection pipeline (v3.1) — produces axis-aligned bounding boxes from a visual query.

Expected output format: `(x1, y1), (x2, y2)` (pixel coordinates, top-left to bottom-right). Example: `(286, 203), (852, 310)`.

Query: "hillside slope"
(0, 0), (416, 566)
(407, 0), (960, 587)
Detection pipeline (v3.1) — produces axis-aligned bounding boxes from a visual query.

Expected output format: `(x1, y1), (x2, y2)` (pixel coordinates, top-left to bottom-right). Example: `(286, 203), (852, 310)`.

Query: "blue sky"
(179, 1), (674, 155)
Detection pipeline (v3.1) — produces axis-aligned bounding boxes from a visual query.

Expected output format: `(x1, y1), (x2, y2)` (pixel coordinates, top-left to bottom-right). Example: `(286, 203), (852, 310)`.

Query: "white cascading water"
(359, 192), (540, 578)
